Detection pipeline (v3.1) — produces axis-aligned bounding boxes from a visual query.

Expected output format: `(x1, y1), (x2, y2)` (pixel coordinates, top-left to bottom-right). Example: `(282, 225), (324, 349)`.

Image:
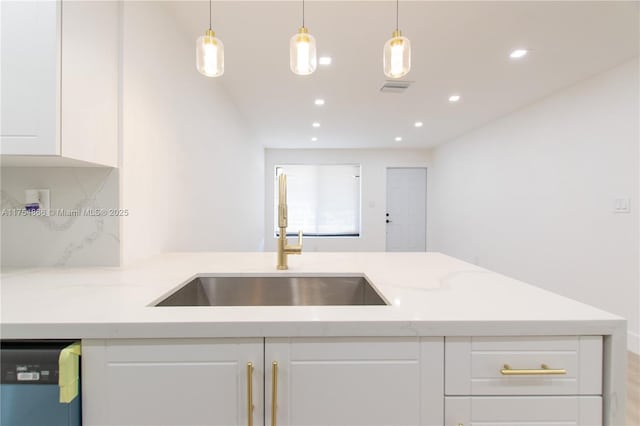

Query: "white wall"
(265, 149), (431, 252)
(428, 60), (639, 352)
(1, 167), (119, 266)
(120, 2), (264, 264)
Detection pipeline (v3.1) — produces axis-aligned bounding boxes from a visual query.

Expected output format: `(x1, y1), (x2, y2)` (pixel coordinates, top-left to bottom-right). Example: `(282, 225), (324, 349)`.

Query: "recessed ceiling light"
(314, 99), (325, 106)
(312, 122), (320, 128)
(414, 121), (423, 128)
(311, 137), (318, 142)
(395, 136), (402, 142)
(509, 49), (528, 59)
(448, 94), (461, 103)
(318, 56), (332, 65)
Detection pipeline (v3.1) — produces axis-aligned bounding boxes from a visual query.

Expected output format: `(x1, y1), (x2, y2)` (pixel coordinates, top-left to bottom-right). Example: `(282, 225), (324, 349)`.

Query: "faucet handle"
(286, 230), (303, 253)
(284, 231), (302, 254)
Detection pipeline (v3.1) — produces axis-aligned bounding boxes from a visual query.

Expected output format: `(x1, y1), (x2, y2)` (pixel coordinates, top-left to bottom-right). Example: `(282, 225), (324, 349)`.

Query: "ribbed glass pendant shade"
(196, 29), (224, 77)
(383, 30), (410, 79)
(290, 27), (317, 76)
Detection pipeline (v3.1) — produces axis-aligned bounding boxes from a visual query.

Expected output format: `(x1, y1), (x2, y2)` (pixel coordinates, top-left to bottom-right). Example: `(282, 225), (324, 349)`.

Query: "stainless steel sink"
(154, 275), (387, 306)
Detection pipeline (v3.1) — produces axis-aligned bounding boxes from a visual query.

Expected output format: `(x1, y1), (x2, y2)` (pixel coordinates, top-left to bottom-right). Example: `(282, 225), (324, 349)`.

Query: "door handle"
(271, 361), (278, 426)
(247, 362), (254, 426)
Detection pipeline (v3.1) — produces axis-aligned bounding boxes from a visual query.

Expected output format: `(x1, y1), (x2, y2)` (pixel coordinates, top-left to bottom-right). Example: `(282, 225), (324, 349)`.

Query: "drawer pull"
(500, 363), (567, 375)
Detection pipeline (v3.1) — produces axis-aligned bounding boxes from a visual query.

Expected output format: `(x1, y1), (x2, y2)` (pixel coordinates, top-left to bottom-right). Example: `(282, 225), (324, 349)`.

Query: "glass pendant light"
(196, 0), (224, 77)
(383, 0), (411, 79)
(290, 0), (317, 76)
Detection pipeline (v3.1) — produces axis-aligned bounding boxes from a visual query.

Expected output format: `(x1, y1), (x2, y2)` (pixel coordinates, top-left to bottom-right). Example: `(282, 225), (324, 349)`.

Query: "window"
(275, 164), (361, 237)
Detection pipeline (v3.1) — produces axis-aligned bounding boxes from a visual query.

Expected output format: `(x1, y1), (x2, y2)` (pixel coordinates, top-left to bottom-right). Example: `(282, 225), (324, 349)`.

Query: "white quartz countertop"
(0, 252), (624, 339)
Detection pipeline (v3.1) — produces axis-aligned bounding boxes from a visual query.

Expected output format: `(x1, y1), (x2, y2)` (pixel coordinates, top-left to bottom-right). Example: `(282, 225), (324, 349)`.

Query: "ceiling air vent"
(380, 80), (412, 93)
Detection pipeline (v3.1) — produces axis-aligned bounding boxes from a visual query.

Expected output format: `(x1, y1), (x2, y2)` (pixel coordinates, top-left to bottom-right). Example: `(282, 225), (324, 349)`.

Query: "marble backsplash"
(1, 167), (120, 267)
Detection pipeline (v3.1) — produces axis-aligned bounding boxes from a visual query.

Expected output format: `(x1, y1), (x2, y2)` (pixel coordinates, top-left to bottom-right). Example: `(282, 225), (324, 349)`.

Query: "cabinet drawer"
(445, 396), (602, 426)
(445, 336), (602, 395)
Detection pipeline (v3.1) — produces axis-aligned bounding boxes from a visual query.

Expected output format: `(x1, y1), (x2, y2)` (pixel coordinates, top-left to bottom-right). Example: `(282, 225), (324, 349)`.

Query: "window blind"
(275, 164), (361, 237)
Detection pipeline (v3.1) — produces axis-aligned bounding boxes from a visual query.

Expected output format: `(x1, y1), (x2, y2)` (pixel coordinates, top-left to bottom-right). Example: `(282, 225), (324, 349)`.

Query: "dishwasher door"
(1, 341), (81, 426)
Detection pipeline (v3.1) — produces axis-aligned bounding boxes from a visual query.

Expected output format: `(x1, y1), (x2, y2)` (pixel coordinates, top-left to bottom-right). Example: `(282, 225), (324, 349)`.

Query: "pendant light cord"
(302, 0), (305, 27)
(396, 0), (399, 31)
(209, 0), (212, 30)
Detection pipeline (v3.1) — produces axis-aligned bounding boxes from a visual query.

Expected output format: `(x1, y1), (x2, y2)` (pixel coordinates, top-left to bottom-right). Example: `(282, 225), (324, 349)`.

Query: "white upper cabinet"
(1, 0), (118, 167)
(1, 1), (59, 156)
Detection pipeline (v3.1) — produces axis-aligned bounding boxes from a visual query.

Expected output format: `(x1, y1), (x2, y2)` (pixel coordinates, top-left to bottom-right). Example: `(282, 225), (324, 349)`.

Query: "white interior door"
(386, 168), (427, 252)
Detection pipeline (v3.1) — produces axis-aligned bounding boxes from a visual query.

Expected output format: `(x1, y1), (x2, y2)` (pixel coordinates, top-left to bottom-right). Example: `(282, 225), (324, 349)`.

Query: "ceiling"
(168, 1), (639, 149)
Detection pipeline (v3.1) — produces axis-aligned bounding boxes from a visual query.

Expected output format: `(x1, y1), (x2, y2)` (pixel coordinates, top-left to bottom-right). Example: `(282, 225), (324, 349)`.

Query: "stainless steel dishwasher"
(1, 340), (81, 426)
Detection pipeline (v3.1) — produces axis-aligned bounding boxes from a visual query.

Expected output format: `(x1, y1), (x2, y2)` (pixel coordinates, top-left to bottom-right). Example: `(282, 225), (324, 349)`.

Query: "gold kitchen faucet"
(276, 174), (303, 270)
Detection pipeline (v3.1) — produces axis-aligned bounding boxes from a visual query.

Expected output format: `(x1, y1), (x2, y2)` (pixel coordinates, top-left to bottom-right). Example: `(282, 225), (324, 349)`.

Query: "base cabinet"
(83, 337), (444, 426)
(83, 335), (605, 426)
(445, 396), (602, 426)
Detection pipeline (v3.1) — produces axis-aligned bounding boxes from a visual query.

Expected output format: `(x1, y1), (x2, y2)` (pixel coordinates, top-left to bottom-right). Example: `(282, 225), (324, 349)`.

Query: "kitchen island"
(0, 252), (627, 425)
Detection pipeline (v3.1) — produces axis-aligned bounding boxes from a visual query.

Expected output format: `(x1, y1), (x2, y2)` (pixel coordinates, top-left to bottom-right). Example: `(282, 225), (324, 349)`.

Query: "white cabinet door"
(1, 0), (118, 166)
(1, 0), (60, 155)
(445, 396), (602, 426)
(265, 337), (443, 426)
(60, 0), (118, 167)
(82, 339), (263, 426)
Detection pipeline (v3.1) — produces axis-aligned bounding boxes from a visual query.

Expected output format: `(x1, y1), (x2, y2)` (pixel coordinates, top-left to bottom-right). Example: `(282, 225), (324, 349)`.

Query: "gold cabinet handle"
(500, 363), (567, 375)
(271, 361), (278, 426)
(247, 362), (254, 426)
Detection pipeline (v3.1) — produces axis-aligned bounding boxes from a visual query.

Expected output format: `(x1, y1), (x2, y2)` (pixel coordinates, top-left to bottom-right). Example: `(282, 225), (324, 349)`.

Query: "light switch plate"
(613, 197), (630, 213)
